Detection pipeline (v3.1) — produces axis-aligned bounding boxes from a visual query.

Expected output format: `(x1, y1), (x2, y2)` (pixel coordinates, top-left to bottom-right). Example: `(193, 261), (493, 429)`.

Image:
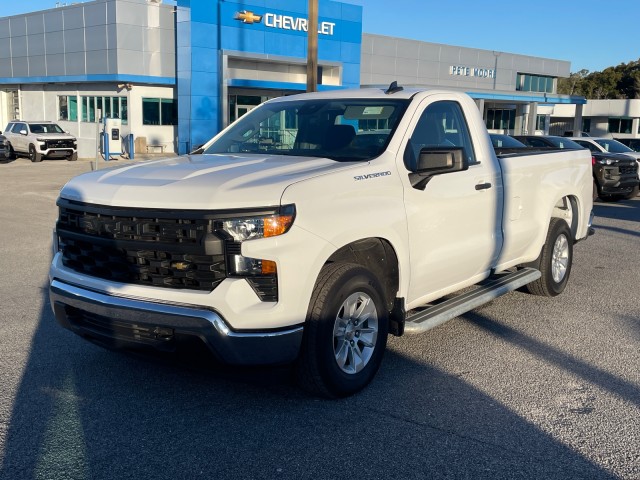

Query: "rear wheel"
(296, 263), (388, 398)
(525, 218), (573, 297)
(29, 144), (42, 162)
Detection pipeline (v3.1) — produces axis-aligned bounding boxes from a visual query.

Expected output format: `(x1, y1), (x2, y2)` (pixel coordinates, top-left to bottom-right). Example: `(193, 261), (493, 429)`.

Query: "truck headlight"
(222, 205), (295, 277)
(595, 158), (614, 165)
(222, 205), (295, 242)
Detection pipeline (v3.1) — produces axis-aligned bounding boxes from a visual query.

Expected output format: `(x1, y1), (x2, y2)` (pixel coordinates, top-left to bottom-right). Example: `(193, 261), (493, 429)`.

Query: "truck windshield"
(594, 139), (634, 154)
(203, 98), (410, 161)
(29, 123), (64, 134)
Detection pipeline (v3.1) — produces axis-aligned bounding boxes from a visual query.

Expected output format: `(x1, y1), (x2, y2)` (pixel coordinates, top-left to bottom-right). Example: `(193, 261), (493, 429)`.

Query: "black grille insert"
(57, 201), (228, 291)
(65, 305), (176, 350)
(45, 139), (75, 149)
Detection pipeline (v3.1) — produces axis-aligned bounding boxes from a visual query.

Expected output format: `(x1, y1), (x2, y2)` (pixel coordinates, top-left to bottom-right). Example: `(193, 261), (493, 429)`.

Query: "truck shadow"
(593, 197), (640, 223)
(0, 291), (620, 480)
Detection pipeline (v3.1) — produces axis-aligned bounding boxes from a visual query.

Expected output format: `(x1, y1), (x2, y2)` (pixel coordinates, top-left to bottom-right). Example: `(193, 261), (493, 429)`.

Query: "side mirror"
(408, 147), (469, 190)
(20, 129), (27, 135)
(415, 147), (467, 174)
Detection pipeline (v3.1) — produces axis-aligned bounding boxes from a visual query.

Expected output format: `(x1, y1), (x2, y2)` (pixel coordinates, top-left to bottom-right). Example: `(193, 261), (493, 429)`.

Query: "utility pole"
(306, 0), (318, 92)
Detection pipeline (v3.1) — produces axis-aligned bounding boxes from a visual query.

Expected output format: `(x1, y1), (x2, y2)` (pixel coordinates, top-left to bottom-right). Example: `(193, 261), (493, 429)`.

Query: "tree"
(558, 69), (589, 95)
(560, 58), (640, 99)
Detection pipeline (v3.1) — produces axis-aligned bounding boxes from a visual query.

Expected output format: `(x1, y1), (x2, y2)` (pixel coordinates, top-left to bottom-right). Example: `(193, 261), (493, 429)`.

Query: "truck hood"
(60, 154), (361, 209)
(36, 133), (76, 139)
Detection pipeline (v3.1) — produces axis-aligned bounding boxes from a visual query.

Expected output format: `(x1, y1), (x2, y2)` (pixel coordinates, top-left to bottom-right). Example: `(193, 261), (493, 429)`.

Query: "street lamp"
(307, 0), (318, 92)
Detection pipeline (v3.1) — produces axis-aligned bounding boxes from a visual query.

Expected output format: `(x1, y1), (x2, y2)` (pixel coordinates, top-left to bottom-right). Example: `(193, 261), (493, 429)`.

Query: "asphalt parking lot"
(0, 157), (638, 480)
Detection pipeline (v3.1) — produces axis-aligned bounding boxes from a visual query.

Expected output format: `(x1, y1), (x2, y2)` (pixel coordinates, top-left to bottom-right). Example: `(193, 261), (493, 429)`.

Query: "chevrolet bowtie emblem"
(234, 10), (263, 24)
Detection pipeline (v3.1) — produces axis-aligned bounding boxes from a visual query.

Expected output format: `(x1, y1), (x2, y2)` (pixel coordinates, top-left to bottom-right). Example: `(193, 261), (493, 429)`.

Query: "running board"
(403, 268), (541, 335)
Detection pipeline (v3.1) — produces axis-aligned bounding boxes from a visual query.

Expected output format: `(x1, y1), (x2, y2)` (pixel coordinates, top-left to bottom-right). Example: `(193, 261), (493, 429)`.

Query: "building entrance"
(236, 104), (256, 120)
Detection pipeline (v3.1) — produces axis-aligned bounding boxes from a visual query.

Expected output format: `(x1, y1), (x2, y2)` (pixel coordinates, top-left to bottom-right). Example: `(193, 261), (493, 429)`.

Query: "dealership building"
(0, 0), (587, 157)
(550, 99), (640, 139)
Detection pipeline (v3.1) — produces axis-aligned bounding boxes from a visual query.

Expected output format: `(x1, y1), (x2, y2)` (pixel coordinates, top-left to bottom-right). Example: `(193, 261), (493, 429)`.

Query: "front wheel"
(622, 185), (639, 200)
(296, 263), (388, 398)
(525, 218), (573, 297)
(29, 144), (42, 162)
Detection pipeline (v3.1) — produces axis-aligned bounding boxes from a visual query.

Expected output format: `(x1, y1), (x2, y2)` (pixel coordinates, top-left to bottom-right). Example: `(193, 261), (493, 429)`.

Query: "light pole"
(306, 0), (318, 92)
(492, 51), (501, 90)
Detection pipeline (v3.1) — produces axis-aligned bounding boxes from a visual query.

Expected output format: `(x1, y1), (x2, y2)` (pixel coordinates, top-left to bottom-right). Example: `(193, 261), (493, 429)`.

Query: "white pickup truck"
(49, 86), (593, 397)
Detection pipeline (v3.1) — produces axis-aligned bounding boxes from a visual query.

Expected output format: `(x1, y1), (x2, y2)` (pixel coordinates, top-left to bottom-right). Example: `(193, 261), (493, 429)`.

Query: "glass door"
(236, 104), (256, 119)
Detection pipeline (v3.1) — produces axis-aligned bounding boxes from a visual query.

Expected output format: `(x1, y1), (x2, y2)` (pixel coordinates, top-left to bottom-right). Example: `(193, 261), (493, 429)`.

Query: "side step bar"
(403, 268), (541, 335)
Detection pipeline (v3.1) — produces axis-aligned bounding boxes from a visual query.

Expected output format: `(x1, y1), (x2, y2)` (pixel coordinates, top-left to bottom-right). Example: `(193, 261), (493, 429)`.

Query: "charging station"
(102, 117), (121, 160)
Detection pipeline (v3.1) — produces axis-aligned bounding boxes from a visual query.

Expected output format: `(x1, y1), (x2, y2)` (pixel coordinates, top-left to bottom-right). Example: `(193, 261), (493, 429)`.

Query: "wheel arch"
(550, 194), (580, 241)
(325, 237), (400, 313)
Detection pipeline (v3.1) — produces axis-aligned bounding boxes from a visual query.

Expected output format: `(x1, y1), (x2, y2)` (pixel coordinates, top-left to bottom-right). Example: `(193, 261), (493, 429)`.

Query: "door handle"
(475, 182), (492, 191)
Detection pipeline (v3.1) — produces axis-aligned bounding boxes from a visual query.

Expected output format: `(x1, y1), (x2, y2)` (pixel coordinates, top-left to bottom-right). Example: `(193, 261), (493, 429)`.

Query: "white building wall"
(16, 83), (176, 158)
(128, 85), (177, 154)
(0, 91), (8, 129)
(551, 100), (640, 138)
(361, 33), (571, 91)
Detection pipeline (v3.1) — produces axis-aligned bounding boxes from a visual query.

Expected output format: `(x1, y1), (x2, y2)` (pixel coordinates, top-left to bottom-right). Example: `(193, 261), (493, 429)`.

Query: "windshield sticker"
(362, 107), (384, 115)
(354, 171), (391, 181)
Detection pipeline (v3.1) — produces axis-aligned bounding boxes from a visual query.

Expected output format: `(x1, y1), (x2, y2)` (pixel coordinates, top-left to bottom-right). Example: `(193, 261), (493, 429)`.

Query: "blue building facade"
(176, 0), (362, 153)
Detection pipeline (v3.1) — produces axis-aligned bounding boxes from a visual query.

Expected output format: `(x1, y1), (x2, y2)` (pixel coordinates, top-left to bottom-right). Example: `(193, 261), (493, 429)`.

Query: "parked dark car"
(515, 135), (638, 201)
(614, 138), (640, 152)
(513, 135), (583, 150)
(0, 134), (11, 160)
(489, 134), (530, 155)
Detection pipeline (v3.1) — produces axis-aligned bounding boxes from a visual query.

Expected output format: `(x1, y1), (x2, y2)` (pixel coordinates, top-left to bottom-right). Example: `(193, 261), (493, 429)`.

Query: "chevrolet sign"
(234, 10), (336, 36)
(234, 11), (263, 24)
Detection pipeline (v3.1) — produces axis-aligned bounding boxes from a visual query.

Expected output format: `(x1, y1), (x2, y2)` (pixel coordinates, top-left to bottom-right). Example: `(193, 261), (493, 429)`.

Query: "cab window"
(405, 101), (476, 170)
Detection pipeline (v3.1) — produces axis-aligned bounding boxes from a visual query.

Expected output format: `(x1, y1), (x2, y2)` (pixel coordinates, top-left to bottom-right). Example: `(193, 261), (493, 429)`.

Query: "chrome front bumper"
(49, 279), (303, 365)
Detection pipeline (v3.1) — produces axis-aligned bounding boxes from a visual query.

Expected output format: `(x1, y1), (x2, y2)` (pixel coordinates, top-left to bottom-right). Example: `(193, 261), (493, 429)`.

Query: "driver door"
(402, 98), (503, 306)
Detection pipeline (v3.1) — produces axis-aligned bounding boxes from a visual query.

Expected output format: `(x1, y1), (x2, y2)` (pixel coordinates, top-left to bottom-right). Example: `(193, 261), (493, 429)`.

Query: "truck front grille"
(619, 165), (637, 175)
(56, 201), (228, 291)
(45, 139), (75, 149)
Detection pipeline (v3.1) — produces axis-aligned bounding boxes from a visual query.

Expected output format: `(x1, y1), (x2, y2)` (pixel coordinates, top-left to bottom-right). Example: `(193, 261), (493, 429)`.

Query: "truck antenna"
(384, 81), (403, 94)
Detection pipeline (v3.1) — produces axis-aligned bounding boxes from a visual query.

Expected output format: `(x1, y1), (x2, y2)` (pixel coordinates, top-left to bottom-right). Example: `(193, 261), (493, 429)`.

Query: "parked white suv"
(3, 121), (77, 162)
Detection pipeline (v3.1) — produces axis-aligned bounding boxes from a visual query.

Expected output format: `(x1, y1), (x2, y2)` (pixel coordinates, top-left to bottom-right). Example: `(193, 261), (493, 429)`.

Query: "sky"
(2, 0), (639, 74)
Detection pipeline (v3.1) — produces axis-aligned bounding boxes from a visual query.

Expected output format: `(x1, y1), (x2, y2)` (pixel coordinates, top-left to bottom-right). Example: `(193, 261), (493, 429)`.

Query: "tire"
(592, 180), (599, 201)
(29, 144), (42, 162)
(7, 143), (16, 160)
(67, 152), (78, 161)
(525, 218), (573, 297)
(296, 262), (389, 398)
(622, 185), (639, 200)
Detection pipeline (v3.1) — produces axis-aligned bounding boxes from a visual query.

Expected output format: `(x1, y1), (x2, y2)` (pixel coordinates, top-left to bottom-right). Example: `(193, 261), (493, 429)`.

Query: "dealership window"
(58, 96), (78, 121)
(536, 114), (546, 131)
(608, 118), (632, 134)
(142, 98), (177, 126)
(516, 73), (554, 93)
(486, 109), (516, 130)
(80, 96), (128, 124)
(582, 119), (591, 133)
